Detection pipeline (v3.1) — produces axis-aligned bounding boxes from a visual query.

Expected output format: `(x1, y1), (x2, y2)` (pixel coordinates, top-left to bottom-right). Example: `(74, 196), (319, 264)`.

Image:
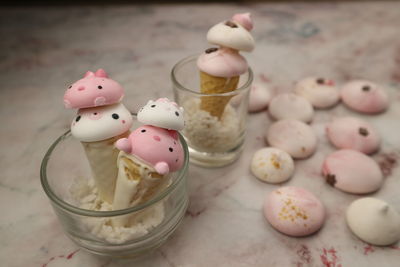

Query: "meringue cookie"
(268, 93), (314, 123)
(294, 77), (339, 109)
(326, 117), (380, 154)
(251, 147), (294, 184)
(248, 83), (271, 112)
(71, 103), (133, 142)
(207, 20), (255, 52)
(197, 47), (248, 78)
(137, 98), (185, 131)
(346, 197), (400, 246)
(266, 120), (317, 159)
(264, 187), (326, 237)
(341, 80), (389, 114)
(322, 149), (383, 194)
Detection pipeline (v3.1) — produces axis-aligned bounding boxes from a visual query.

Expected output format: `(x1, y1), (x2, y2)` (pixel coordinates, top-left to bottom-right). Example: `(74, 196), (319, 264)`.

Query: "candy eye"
(205, 47), (218, 54)
(75, 115), (81, 122)
(141, 129), (146, 133)
(225, 21), (238, 28)
(98, 85), (102, 89)
(151, 105), (156, 108)
(112, 113), (119, 120)
(169, 147), (173, 152)
(175, 111), (179, 117)
(362, 85), (370, 92)
(316, 78), (325, 84)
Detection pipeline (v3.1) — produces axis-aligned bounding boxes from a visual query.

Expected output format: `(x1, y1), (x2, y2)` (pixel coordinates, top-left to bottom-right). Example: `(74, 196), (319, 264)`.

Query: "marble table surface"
(1, 2), (400, 266)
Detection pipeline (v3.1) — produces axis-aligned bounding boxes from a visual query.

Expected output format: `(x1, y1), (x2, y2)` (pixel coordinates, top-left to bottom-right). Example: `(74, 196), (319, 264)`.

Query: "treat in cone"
(197, 13), (255, 119)
(112, 152), (169, 227)
(71, 103), (133, 203)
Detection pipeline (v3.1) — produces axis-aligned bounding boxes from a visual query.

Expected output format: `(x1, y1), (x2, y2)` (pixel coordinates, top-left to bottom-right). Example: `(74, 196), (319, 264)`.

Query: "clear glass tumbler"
(171, 55), (253, 167)
(40, 119), (189, 258)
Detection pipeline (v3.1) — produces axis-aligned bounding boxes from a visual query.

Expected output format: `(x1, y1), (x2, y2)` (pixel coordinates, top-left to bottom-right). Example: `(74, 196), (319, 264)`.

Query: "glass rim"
(40, 130), (189, 217)
(171, 54), (254, 97)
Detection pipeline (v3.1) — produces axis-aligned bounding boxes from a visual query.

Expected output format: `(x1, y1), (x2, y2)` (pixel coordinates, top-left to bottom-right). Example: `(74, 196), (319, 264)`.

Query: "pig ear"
(95, 69), (108, 78)
(168, 130), (179, 140)
(84, 71), (95, 78)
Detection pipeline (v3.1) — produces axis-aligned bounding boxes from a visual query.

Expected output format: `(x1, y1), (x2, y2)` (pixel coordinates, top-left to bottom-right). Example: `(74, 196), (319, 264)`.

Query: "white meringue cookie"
(346, 198), (400, 246)
(71, 103), (133, 142)
(294, 77), (339, 109)
(251, 147), (294, 183)
(137, 98), (185, 131)
(248, 83), (271, 112)
(207, 21), (255, 52)
(268, 93), (314, 123)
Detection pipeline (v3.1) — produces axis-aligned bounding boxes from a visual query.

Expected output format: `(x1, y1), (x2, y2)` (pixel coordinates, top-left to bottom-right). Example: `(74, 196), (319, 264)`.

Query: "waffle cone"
(81, 131), (130, 204)
(199, 71), (239, 119)
(112, 152), (169, 227)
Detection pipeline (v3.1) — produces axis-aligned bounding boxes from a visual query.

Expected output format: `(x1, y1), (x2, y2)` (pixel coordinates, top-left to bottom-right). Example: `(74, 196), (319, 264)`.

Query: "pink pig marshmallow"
(115, 125), (184, 175)
(64, 69), (124, 109)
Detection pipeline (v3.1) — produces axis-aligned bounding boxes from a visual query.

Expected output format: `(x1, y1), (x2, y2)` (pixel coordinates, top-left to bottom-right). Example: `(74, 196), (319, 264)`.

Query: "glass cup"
(171, 55), (253, 167)
(40, 119), (189, 258)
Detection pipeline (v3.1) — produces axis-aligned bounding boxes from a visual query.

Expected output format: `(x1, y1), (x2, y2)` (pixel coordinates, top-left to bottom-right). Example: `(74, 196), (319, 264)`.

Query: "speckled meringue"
(294, 77), (339, 108)
(341, 80), (389, 114)
(268, 93), (314, 123)
(251, 147), (294, 184)
(322, 149), (383, 194)
(265, 119), (317, 159)
(71, 103), (133, 142)
(326, 117), (381, 154)
(264, 187), (326, 237)
(346, 197), (400, 246)
(248, 83), (271, 112)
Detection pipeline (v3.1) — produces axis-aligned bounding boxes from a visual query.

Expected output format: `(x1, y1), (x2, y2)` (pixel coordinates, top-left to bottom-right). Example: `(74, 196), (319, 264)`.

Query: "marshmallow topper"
(64, 69), (124, 109)
(137, 98), (185, 131)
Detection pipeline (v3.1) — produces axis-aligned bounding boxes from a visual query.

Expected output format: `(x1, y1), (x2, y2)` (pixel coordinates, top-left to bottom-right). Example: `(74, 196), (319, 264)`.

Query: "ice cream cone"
(112, 152), (169, 227)
(81, 131), (130, 204)
(199, 71), (239, 119)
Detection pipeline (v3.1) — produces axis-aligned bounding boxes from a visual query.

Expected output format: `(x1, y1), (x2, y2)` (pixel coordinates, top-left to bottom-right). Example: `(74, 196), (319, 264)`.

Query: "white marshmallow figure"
(137, 98), (185, 131)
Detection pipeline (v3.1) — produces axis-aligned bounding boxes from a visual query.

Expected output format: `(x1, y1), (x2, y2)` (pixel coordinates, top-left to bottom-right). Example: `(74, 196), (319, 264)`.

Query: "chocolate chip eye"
(225, 20), (238, 28)
(112, 113), (119, 119)
(359, 127), (369, 136)
(362, 85), (370, 92)
(176, 159), (178, 162)
(93, 112), (98, 115)
(316, 78), (325, 84)
(175, 111), (179, 117)
(205, 47), (218, 54)
(68, 85), (72, 89)
(75, 115), (81, 122)
(151, 105), (156, 108)
(141, 129), (146, 133)
(98, 85), (102, 89)
(169, 147), (173, 152)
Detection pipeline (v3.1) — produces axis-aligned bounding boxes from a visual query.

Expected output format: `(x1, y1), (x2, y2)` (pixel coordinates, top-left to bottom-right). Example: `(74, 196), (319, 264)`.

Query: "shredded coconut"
(183, 98), (243, 152)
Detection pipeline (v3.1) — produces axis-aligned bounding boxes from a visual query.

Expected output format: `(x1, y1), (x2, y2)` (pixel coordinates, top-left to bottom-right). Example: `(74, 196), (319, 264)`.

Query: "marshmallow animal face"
(137, 98), (185, 131)
(71, 103), (132, 142)
(64, 69), (124, 109)
(115, 125), (184, 175)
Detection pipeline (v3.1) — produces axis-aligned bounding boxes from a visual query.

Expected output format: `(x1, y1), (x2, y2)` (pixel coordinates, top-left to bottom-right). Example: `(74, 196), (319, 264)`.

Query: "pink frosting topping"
(232, 13), (253, 31)
(115, 125), (184, 175)
(197, 47), (248, 77)
(63, 69), (124, 109)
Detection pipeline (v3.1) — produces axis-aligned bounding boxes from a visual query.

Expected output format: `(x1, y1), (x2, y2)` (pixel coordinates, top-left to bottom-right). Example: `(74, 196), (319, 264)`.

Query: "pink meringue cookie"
(115, 125), (184, 175)
(232, 12), (253, 31)
(341, 80), (389, 114)
(268, 93), (314, 123)
(265, 120), (317, 159)
(322, 149), (383, 194)
(64, 69), (124, 109)
(326, 117), (381, 154)
(264, 187), (326, 237)
(197, 47), (248, 78)
(248, 83), (271, 112)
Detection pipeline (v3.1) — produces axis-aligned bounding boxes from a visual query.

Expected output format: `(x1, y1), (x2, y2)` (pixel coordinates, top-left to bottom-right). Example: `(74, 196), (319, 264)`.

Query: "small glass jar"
(40, 120), (189, 258)
(171, 55), (253, 167)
